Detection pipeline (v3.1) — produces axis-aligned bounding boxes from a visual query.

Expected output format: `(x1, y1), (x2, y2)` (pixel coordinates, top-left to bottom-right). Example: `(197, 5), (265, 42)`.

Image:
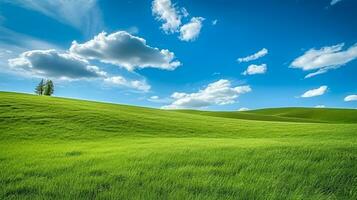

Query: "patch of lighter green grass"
(1, 138), (356, 199)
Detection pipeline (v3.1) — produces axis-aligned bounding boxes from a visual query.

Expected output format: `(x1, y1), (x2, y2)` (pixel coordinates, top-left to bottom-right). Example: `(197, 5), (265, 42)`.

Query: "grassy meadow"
(0, 91), (356, 199)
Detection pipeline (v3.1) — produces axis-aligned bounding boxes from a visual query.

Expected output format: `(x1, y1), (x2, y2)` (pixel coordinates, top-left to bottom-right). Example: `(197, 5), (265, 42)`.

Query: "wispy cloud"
(0, 27), (58, 51)
(0, 27), (59, 74)
(212, 19), (218, 26)
(5, 0), (103, 35)
(237, 48), (268, 63)
(149, 95), (159, 101)
(291, 43), (357, 78)
(330, 0), (343, 6)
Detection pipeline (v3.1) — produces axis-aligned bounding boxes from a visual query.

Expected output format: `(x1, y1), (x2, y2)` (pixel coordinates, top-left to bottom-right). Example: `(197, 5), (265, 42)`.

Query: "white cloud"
(0, 30), (152, 92)
(150, 95), (159, 100)
(238, 107), (249, 111)
(147, 95), (171, 103)
(291, 43), (357, 78)
(212, 19), (218, 25)
(104, 76), (150, 92)
(152, 0), (182, 33)
(344, 95), (357, 102)
(242, 64), (267, 75)
(237, 48), (268, 63)
(6, 0), (103, 35)
(162, 79), (251, 109)
(8, 49), (106, 80)
(70, 31), (181, 71)
(152, 0), (204, 41)
(181, 7), (189, 17)
(301, 86), (328, 98)
(315, 105), (325, 108)
(330, 0), (342, 5)
(7, 48), (151, 92)
(179, 17), (204, 42)
(0, 27), (63, 76)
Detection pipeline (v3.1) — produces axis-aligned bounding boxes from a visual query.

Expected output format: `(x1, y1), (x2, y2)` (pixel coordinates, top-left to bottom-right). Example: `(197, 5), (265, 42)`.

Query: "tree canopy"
(35, 79), (54, 96)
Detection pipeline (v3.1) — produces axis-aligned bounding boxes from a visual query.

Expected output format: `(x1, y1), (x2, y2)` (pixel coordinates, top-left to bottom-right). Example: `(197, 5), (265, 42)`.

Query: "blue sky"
(0, 0), (356, 110)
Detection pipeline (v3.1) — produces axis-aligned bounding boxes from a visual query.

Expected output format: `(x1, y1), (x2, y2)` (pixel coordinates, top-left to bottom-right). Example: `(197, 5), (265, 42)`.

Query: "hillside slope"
(248, 107), (357, 123)
(2, 91), (355, 140)
(175, 108), (357, 124)
(175, 110), (321, 123)
(0, 91), (356, 199)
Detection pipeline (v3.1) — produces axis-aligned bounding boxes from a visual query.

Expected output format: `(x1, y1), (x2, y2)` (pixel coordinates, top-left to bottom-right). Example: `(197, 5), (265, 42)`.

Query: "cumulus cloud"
(344, 95), (357, 102)
(330, 0), (342, 5)
(152, 0), (204, 41)
(152, 0), (182, 33)
(70, 31), (181, 71)
(301, 86), (328, 98)
(291, 43), (357, 78)
(104, 76), (150, 92)
(7, 49), (151, 92)
(6, 0), (103, 35)
(179, 17), (204, 41)
(238, 107), (249, 111)
(8, 49), (106, 80)
(162, 79), (251, 109)
(242, 64), (267, 75)
(237, 48), (268, 63)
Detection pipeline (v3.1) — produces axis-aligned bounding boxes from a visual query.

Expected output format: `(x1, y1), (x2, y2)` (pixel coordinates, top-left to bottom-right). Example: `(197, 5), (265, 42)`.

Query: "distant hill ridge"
(1, 91), (357, 126)
(174, 107), (357, 124)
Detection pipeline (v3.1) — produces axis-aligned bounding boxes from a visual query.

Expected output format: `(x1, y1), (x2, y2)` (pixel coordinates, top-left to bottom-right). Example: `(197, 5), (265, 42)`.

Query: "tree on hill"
(43, 80), (54, 96)
(35, 79), (54, 96)
(35, 79), (45, 95)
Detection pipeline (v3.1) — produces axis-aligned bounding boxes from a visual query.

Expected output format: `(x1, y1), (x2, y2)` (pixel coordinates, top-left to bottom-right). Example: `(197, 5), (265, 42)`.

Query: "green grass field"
(1, 91), (356, 199)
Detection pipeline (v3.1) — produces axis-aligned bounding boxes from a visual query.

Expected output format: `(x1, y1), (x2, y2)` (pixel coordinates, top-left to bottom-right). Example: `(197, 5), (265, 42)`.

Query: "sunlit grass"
(0, 92), (356, 199)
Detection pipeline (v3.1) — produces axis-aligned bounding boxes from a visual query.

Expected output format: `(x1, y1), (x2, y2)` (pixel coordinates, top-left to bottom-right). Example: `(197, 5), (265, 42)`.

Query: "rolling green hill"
(175, 107), (357, 123)
(0, 91), (356, 199)
(248, 107), (357, 123)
